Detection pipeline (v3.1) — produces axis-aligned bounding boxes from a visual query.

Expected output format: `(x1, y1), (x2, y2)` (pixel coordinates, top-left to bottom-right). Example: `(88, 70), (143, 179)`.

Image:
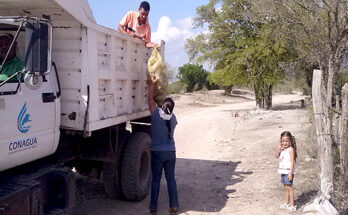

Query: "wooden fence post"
(340, 83), (348, 178)
(312, 69), (334, 200)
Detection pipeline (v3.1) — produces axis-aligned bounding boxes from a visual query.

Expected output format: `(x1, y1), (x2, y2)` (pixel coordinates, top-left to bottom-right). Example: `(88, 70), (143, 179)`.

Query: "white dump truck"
(0, 0), (163, 214)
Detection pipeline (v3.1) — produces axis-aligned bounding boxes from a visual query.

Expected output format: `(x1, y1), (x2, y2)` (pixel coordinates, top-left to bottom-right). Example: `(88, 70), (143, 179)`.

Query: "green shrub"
(177, 64), (209, 92)
(168, 81), (186, 94)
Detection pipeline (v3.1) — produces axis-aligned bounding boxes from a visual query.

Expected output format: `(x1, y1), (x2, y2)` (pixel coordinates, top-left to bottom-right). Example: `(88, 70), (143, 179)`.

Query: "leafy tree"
(185, 0), (291, 109)
(207, 70), (234, 95)
(177, 64), (209, 92)
(293, 61), (318, 95)
(251, 0), (348, 204)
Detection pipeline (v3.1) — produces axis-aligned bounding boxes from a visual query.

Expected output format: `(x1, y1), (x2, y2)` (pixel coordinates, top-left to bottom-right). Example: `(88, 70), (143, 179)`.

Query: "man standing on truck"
(118, 1), (159, 48)
(0, 34), (24, 82)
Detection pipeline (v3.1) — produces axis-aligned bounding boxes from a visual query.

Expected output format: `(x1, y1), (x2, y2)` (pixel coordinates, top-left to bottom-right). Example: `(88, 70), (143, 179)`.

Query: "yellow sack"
(147, 47), (168, 106)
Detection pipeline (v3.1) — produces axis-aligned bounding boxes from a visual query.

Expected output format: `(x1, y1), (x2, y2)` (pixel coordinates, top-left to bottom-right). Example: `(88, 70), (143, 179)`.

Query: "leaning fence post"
(312, 69), (334, 200)
(339, 83), (348, 178)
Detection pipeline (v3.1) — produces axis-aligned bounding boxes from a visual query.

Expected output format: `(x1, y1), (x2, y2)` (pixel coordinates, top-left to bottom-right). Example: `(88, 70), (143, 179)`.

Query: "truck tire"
(121, 132), (151, 201)
(103, 130), (130, 199)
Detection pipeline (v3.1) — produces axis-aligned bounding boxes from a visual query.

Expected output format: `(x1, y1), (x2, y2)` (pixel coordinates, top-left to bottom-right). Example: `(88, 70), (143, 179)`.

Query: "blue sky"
(87, 0), (209, 75)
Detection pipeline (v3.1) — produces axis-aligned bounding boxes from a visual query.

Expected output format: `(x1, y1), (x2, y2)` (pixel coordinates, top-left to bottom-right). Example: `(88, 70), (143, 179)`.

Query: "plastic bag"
(147, 47), (168, 106)
(302, 198), (339, 215)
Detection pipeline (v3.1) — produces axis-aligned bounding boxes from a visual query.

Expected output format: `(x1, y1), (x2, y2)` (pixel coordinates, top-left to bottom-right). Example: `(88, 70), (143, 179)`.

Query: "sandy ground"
(73, 90), (319, 215)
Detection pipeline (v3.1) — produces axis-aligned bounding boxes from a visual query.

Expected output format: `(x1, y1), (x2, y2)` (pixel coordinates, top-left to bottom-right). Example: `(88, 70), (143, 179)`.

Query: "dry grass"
(303, 105), (318, 159)
(334, 177), (348, 213)
(333, 144), (348, 213)
(295, 121), (320, 209)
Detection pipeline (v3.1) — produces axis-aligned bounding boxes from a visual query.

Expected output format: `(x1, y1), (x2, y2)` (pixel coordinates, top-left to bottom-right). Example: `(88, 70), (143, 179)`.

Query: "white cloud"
(152, 16), (194, 45)
(152, 16), (198, 74)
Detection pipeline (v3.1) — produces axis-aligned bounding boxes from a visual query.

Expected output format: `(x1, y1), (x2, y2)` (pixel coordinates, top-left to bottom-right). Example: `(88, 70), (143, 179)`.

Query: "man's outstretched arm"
(145, 41), (158, 48)
(118, 24), (127, 34)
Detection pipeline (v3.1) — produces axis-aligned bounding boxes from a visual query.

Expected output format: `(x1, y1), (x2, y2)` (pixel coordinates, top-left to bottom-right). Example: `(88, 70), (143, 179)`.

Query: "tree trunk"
(224, 85), (233, 95)
(305, 68), (313, 90)
(326, 58), (339, 144)
(261, 96), (265, 109)
(265, 84), (273, 110)
(312, 69), (334, 201)
(254, 81), (272, 110)
(339, 83), (348, 178)
(260, 83), (265, 109)
(333, 95), (340, 146)
(327, 58), (337, 107)
(254, 83), (262, 108)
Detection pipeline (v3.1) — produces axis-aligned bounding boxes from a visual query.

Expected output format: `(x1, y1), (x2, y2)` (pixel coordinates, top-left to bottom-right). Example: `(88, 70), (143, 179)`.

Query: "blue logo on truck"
(17, 102), (31, 133)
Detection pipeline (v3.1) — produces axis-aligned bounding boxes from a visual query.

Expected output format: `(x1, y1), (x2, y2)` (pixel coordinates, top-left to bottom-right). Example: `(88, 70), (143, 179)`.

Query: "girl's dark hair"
(140, 1), (150, 11)
(162, 97), (174, 114)
(280, 131), (297, 161)
(162, 97), (174, 140)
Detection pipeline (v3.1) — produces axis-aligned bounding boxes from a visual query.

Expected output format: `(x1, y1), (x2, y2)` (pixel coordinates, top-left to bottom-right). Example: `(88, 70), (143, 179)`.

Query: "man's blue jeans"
(150, 151), (179, 210)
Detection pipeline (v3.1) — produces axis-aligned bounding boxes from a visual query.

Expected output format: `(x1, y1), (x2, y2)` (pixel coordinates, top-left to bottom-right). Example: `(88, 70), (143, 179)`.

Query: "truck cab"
(0, 17), (60, 172)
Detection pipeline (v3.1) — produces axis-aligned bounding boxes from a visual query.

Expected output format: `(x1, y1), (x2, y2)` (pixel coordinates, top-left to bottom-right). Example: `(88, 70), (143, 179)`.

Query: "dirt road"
(74, 90), (318, 215)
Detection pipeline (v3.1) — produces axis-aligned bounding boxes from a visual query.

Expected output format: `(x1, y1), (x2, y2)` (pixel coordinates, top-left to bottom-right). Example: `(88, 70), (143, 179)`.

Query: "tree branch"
(292, 0), (315, 13)
(322, 0), (330, 8)
(328, 10), (333, 50)
(330, 106), (342, 115)
(334, 3), (339, 37)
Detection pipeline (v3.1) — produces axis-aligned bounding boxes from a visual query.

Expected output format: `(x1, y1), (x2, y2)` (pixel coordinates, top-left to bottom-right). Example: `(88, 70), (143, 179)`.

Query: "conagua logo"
(17, 102), (32, 133)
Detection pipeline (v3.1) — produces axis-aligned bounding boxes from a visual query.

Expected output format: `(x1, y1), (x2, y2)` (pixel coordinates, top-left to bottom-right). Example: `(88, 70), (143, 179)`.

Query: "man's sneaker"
(287, 205), (297, 212)
(280, 203), (289, 209)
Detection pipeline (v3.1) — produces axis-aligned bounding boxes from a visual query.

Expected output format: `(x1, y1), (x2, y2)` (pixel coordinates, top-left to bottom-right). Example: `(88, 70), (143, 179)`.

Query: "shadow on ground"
(73, 158), (252, 215)
(271, 103), (304, 111)
(228, 94), (254, 101)
(175, 158), (252, 213)
(295, 189), (318, 208)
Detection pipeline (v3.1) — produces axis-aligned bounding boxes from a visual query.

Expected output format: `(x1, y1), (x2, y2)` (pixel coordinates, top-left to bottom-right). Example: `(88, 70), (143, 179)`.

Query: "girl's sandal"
(279, 203), (289, 209)
(287, 205), (297, 212)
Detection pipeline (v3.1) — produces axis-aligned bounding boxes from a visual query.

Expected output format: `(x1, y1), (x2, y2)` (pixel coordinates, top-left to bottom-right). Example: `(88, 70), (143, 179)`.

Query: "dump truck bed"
(0, 0), (159, 132)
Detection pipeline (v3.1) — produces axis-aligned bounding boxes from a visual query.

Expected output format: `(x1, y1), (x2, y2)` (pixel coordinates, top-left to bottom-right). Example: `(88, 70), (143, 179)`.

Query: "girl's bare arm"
(288, 147), (295, 179)
(275, 143), (282, 158)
